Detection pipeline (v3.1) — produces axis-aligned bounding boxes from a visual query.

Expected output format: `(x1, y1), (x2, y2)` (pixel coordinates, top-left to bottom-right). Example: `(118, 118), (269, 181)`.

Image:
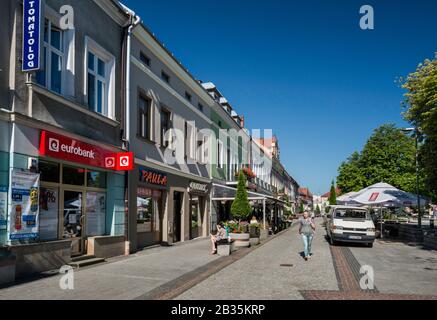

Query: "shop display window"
(87, 171), (107, 188)
(39, 161), (60, 183)
(62, 165), (85, 186)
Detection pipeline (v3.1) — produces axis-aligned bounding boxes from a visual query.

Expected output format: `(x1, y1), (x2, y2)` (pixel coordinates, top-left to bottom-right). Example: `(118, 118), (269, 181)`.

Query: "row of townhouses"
(0, 0), (299, 278)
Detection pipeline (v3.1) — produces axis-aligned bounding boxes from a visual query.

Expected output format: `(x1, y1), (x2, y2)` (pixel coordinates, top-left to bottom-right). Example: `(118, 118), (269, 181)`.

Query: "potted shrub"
(229, 171), (252, 248)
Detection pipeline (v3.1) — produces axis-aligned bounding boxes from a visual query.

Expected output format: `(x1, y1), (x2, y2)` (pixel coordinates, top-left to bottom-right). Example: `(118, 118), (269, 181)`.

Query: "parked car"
(325, 206), (376, 247)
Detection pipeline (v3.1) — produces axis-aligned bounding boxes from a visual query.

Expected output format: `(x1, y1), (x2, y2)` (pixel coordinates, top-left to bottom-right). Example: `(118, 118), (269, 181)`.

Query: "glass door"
(63, 190), (85, 256)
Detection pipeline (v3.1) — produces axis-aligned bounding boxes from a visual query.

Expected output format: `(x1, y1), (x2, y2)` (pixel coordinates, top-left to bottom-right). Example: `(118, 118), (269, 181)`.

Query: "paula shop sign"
(139, 167), (168, 186)
(22, 0), (43, 71)
(39, 131), (134, 171)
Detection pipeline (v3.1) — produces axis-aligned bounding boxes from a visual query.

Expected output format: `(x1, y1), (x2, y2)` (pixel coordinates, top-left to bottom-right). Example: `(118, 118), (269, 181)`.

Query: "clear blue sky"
(123, 0), (437, 195)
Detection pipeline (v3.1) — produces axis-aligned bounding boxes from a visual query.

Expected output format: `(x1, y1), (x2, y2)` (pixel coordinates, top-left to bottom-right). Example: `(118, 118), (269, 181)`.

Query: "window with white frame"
(217, 140), (224, 169)
(185, 121), (196, 160)
(196, 129), (205, 164)
(85, 37), (115, 118)
(36, 19), (64, 94)
(139, 95), (151, 140)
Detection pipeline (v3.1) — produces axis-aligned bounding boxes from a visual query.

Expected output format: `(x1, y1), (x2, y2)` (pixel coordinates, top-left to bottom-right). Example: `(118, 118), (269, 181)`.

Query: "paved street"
(176, 220), (338, 300)
(1, 219), (437, 300)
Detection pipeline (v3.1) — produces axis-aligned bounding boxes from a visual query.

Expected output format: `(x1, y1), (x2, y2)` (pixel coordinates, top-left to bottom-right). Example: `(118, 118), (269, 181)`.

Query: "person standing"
(299, 211), (316, 261)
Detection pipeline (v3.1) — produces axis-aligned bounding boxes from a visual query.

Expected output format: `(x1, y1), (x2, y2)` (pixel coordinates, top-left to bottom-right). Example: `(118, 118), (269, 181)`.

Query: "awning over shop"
(211, 183), (285, 229)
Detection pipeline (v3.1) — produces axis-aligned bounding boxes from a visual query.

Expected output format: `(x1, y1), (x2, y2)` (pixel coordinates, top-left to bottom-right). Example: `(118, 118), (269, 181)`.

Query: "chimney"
(240, 116), (245, 128)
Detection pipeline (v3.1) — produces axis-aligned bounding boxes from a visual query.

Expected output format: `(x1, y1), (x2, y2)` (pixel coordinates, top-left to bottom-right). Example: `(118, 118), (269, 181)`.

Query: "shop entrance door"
(63, 190), (85, 256)
(173, 192), (182, 243)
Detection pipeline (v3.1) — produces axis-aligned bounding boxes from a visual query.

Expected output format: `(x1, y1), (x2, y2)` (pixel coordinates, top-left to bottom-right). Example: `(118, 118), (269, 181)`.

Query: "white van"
(326, 206), (375, 247)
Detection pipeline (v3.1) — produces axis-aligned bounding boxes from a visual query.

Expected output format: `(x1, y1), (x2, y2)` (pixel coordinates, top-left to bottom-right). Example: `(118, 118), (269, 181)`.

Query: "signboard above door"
(39, 131), (134, 171)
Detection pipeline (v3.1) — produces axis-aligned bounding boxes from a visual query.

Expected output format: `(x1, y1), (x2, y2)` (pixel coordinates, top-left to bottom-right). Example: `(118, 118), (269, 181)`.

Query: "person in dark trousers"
(299, 211), (316, 261)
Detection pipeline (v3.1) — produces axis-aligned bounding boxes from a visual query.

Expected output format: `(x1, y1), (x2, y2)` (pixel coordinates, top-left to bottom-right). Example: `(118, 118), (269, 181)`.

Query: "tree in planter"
(231, 171), (252, 229)
(328, 181), (337, 205)
(315, 205), (321, 215)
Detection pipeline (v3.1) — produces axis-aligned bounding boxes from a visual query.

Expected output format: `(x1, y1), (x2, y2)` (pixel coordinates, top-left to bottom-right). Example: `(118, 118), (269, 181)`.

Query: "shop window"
(87, 171), (107, 189)
(39, 187), (59, 241)
(39, 161), (60, 183)
(137, 188), (161, 233)
(86, 192), (106, 236)
(62, 166), (85, 186)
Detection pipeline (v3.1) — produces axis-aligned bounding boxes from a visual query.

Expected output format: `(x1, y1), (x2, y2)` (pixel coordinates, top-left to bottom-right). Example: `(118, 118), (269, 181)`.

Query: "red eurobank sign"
(39, 131), (134, 171)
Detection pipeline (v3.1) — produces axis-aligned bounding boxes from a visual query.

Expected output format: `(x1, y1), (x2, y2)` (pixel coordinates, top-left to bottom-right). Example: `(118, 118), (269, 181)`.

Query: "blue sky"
(123, 0), (437, 195)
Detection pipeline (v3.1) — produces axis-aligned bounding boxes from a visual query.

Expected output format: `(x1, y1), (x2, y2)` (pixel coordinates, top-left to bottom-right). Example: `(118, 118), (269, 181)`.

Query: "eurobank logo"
(48, 137), (96, 159)
(39, 131), (134, 171)
(48, 138), (60, 152)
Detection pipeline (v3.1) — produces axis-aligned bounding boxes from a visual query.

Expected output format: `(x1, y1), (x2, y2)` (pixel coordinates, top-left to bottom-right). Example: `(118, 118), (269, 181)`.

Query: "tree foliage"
(315, 205), (321, 215)
(328, 181), (337, 205)
(337, 124), (419, 194)
(231, 171), (252, 221)
(299, 202), (304, 213)
(401, 53), (437, 201)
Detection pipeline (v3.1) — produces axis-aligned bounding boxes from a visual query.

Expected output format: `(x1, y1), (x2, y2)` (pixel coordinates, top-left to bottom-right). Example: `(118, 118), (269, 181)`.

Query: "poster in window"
(9, 170), (40, 240)
(86, 192), (106, 236)
(39, 187), (59, 241)
(0, 186), (7, 230)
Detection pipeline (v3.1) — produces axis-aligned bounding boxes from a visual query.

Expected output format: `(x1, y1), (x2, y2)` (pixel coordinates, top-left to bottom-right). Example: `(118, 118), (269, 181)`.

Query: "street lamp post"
(402, 127), (421, 229)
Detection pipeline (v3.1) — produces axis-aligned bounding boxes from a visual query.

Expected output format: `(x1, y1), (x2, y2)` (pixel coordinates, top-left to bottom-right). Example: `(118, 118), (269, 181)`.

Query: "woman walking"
(299, 211), (316, 261)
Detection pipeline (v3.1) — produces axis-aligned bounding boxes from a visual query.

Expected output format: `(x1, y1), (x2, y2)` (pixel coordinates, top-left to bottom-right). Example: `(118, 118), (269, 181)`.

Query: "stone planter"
(249, 238), (260, 246)
(260, 229), (269, 240)
(229, 233), (250, 249)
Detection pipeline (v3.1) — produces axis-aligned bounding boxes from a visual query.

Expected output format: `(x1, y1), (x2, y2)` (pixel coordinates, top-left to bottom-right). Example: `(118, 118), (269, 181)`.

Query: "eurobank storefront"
(0, 122), (132, 278)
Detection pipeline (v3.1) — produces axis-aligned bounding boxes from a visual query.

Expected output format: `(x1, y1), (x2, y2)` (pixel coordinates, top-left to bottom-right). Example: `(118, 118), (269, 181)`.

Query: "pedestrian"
(210, 224), (227, 255)
(299, 211), (316, 261)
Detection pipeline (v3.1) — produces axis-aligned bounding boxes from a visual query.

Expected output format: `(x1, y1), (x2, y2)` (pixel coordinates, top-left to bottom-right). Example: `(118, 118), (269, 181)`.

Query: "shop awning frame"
(211, 183), (286, 230)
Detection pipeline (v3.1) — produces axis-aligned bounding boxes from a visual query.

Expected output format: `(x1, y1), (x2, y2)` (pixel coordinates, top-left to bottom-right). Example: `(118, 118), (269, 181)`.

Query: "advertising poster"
(86, 192), (106, 237)
(9, 170), (40, 240)
(0, 186), (7, 230)
(39, 187), (59, 241)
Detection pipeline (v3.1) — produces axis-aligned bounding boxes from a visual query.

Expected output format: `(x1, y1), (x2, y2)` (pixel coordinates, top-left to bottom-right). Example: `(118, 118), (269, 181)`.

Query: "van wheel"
(367, 242), (373, 248)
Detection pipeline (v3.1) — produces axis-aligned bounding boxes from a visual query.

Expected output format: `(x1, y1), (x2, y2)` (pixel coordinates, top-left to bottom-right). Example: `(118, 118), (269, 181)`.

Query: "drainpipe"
(121, 6), (140, 253)
(124, 9), (141, 146)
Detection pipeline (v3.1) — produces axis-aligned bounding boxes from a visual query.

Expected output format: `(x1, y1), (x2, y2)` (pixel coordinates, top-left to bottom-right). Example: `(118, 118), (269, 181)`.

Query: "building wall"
(10, 0), (125, 146)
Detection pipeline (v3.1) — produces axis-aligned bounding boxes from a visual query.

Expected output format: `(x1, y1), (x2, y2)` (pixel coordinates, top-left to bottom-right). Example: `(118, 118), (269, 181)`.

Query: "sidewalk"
(0, 238), (220, 300)
(176, 220), (339, 300)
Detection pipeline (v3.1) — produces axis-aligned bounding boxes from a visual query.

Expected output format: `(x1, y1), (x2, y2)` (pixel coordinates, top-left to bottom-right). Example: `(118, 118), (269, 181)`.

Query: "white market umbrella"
(345, 182), (427, 207)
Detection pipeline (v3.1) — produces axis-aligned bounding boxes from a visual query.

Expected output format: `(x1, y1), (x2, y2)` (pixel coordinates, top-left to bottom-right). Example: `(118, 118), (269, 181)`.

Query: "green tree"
(336, 124), (419, 194)
(315, 205), (321, 215)
(337, 152), (365, 193)
(231, 171), (252, 222)
(299, 202), (304, 213)
(401, 53), (437, 201)
(328, 181), (337, 205)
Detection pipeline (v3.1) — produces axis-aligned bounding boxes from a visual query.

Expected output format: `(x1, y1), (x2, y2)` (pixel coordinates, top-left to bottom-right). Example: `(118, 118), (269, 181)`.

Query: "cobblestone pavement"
(176, 220), (339, 300)
(349, 239), (437, 296)
(0, 238), (221, 300)
(1, 218), (437, 300)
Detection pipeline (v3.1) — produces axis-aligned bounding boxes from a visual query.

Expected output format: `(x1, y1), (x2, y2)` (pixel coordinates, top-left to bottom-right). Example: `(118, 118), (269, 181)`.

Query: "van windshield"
(335, 209), (368, 220)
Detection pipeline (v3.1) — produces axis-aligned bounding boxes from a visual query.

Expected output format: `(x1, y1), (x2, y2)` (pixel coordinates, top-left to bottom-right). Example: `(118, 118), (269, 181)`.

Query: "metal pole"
(263, 198), (266, 230)
(415, 133), (421, 229)
(380, 205), (383, 239)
